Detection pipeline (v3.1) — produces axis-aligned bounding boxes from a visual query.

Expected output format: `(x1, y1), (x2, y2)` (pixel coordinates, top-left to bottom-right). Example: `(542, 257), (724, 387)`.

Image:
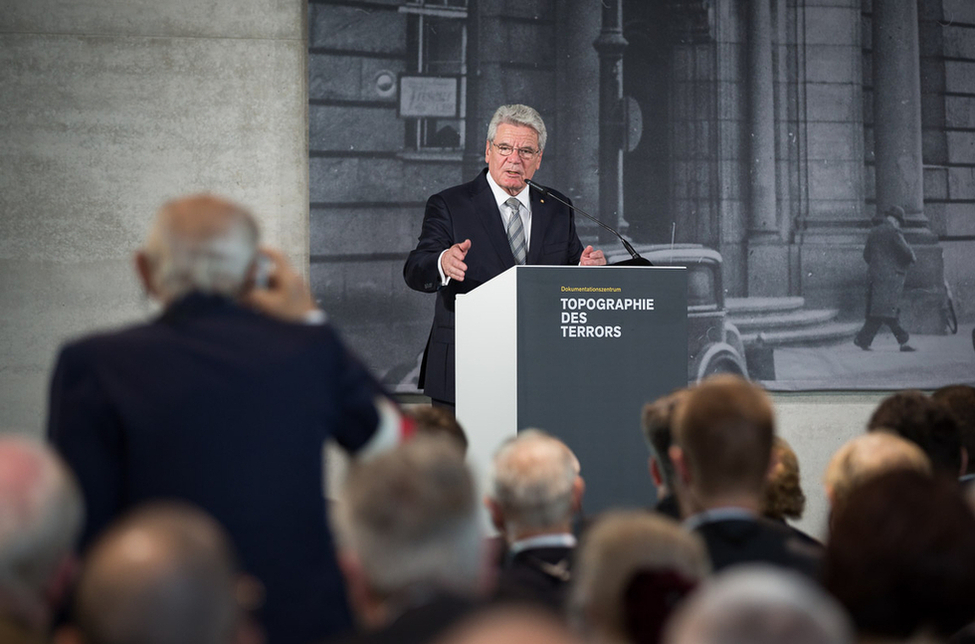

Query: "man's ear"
(571, 475), (585, 513)
(134, 251), (158, 298)
(649, 457), (664, 487)
(337, 549), (378, 628)
(485, 496), (505, 536)
(669, 445), (690, 486)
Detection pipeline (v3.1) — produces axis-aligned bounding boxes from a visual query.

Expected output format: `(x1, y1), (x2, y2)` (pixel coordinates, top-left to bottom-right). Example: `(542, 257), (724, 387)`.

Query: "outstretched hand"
(580, 245), (607, 266)
(241, 247), (319, 322)
(441, 239), (472, 282)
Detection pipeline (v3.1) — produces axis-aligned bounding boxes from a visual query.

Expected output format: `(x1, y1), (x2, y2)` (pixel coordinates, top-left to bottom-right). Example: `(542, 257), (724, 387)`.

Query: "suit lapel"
(470, 170), (516, 267)
(526, 190), (554, 265)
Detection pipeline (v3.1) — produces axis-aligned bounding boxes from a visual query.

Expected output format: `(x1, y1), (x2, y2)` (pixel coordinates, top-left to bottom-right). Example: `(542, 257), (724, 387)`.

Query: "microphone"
(525, 179), (652, 266)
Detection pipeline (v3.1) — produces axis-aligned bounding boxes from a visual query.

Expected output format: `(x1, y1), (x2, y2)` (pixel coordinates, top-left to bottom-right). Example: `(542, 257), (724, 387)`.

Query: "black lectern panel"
(515, 266), (687, 514)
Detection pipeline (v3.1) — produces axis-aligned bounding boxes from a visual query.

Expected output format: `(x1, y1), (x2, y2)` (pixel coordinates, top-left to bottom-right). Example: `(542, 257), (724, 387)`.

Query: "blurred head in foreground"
(64, 502), (262, 644)
(664, 566), (853, 644)
(334, 436), (484, 628)
(824, 470), (975, 640)
(569, 511), (709, 644)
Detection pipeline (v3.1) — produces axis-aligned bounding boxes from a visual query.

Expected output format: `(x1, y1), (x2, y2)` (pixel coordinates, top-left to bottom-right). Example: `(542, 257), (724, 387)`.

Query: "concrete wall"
(0, 0), (308, 433)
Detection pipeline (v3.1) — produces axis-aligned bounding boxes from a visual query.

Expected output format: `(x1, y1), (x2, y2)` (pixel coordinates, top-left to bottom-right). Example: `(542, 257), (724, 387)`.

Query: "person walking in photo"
(854, 205), (917, 352)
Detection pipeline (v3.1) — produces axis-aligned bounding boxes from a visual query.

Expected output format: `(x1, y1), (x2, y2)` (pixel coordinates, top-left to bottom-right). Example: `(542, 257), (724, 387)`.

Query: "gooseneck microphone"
(524, 179), (652, 266)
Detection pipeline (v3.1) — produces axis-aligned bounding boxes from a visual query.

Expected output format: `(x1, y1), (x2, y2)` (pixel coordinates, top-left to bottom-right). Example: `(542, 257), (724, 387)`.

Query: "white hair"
(142, 198), (259, 302)
(487, 104), (547, 152)
(336, 436), (483, 597)
(490, 429), (580, 535)
(664, 566), (854, 644)
(0, 437), (84, 607)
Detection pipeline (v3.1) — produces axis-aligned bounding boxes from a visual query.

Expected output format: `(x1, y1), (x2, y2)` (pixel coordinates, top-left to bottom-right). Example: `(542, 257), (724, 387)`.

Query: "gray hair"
(0, 437), (84, 609)
(336, 436), (483, 597)
(664, 566), (854, 644)
(490, 429), (580, 535)
(487, 104), (547, 152)
(569, 511), (710, 640)
(142, 195), (259, 302)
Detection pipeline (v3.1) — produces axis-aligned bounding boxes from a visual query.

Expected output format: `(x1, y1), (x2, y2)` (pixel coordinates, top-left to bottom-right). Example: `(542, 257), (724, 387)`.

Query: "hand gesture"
(441, 239), (472, 282)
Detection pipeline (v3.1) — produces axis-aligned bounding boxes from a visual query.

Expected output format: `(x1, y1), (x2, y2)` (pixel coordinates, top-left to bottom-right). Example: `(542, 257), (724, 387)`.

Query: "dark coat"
(694, 516), (824, 581)
(48, 293), (386, 644)
(403, 169), (584, 403)
(494, 545), (574, 613)
(864, 219), (915, 318)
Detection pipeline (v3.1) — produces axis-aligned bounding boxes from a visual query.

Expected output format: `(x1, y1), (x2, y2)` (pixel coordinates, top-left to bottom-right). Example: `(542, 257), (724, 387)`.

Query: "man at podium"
(404, 104), (606, 408)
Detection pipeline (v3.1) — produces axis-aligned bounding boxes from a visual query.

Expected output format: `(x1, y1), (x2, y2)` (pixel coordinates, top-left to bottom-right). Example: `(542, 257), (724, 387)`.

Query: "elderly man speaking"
(48, 195), (407, 644)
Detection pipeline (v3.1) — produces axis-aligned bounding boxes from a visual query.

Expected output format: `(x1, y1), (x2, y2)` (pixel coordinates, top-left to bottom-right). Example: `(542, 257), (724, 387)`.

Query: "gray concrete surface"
(0, 0), (307, 433)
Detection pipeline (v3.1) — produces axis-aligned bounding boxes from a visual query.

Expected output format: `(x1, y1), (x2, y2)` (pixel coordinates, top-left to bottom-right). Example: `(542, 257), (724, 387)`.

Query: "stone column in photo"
(872, 0), (945, 331)
(594, 0), (628, 246)
(746, 0), (788, 296)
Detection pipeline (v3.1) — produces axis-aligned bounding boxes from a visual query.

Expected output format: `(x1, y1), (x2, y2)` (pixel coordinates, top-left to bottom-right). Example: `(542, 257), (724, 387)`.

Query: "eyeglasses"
(491, 142), (539, 161)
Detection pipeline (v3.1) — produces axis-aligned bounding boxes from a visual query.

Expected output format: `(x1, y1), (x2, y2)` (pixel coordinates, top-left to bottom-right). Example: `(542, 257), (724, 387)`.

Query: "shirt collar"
(486, 170), (531, 213)
(508, 533), (576, 556)
(682, 507), (758, 532)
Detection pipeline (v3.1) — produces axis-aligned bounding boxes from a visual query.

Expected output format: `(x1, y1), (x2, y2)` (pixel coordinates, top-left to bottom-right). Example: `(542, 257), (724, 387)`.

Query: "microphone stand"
(525, 179), (652, 266)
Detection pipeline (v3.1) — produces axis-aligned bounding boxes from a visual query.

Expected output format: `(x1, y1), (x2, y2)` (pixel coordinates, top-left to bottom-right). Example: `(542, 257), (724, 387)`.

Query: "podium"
(456, 265), (687, 514)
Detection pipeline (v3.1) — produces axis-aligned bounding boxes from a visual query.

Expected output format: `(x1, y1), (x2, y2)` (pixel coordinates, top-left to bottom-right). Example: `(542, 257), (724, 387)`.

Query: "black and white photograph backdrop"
(307, 0), (975, 392)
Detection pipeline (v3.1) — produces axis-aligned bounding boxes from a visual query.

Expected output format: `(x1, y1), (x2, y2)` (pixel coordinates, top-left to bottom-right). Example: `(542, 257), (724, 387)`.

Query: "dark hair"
(407, 406), (468, 454)
(824, 470), (975, 638)
(640, 389), (689, 490)
(932, 384), (975, 476)
(867, 390), (962, 477)
(623, 569), (697, 644)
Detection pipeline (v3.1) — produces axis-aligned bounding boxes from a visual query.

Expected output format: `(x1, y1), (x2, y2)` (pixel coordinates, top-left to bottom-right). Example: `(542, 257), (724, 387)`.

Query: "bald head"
(138, 195), (259, 303)
(72, 503), (247, 644)
(489, 429), (582, 538)
(0, 437), (83, 617)
(824, 432), (931, 510)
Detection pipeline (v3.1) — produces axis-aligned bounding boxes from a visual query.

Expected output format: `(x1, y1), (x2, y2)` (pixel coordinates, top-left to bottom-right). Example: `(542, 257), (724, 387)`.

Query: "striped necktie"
(505, 197), (527, 265)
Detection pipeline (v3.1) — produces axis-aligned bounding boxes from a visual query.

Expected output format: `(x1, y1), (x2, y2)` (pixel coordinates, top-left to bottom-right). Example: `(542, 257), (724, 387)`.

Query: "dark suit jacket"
(48, 293), (386, 644)
(864, 219), (915, 318)
(494, 545), (574, 613)
(331, 593), (477, 644)
(694, 516), (823, 581)
(403, 169), (585, 403)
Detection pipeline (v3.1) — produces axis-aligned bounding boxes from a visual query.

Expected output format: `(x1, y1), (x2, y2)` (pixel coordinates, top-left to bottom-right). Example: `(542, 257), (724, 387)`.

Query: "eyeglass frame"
(489, 141), (540, 161)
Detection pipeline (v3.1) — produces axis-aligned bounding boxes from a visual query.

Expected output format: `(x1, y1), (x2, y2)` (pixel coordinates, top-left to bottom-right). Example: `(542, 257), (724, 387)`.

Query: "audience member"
(59, 502), (262, 644)
(663, 566), (853, 644)
(436, 605), (583, 644)
(823, 432), (931, 514)
(47, 195), (406, 644)
(333, 436), (485, 644)
(0, 437), (84, 643)
(486, 430), (584, 612)
(762, 436), (805, 522)
(932, 384), (975, 485)
(407, 406), (468, 454)
(824, 470), (975, 643)
(640, 390), (689, 520)
(568, 511), (709, 644)
(867, 390), (965, 478)
(669, 375), (823, 578)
